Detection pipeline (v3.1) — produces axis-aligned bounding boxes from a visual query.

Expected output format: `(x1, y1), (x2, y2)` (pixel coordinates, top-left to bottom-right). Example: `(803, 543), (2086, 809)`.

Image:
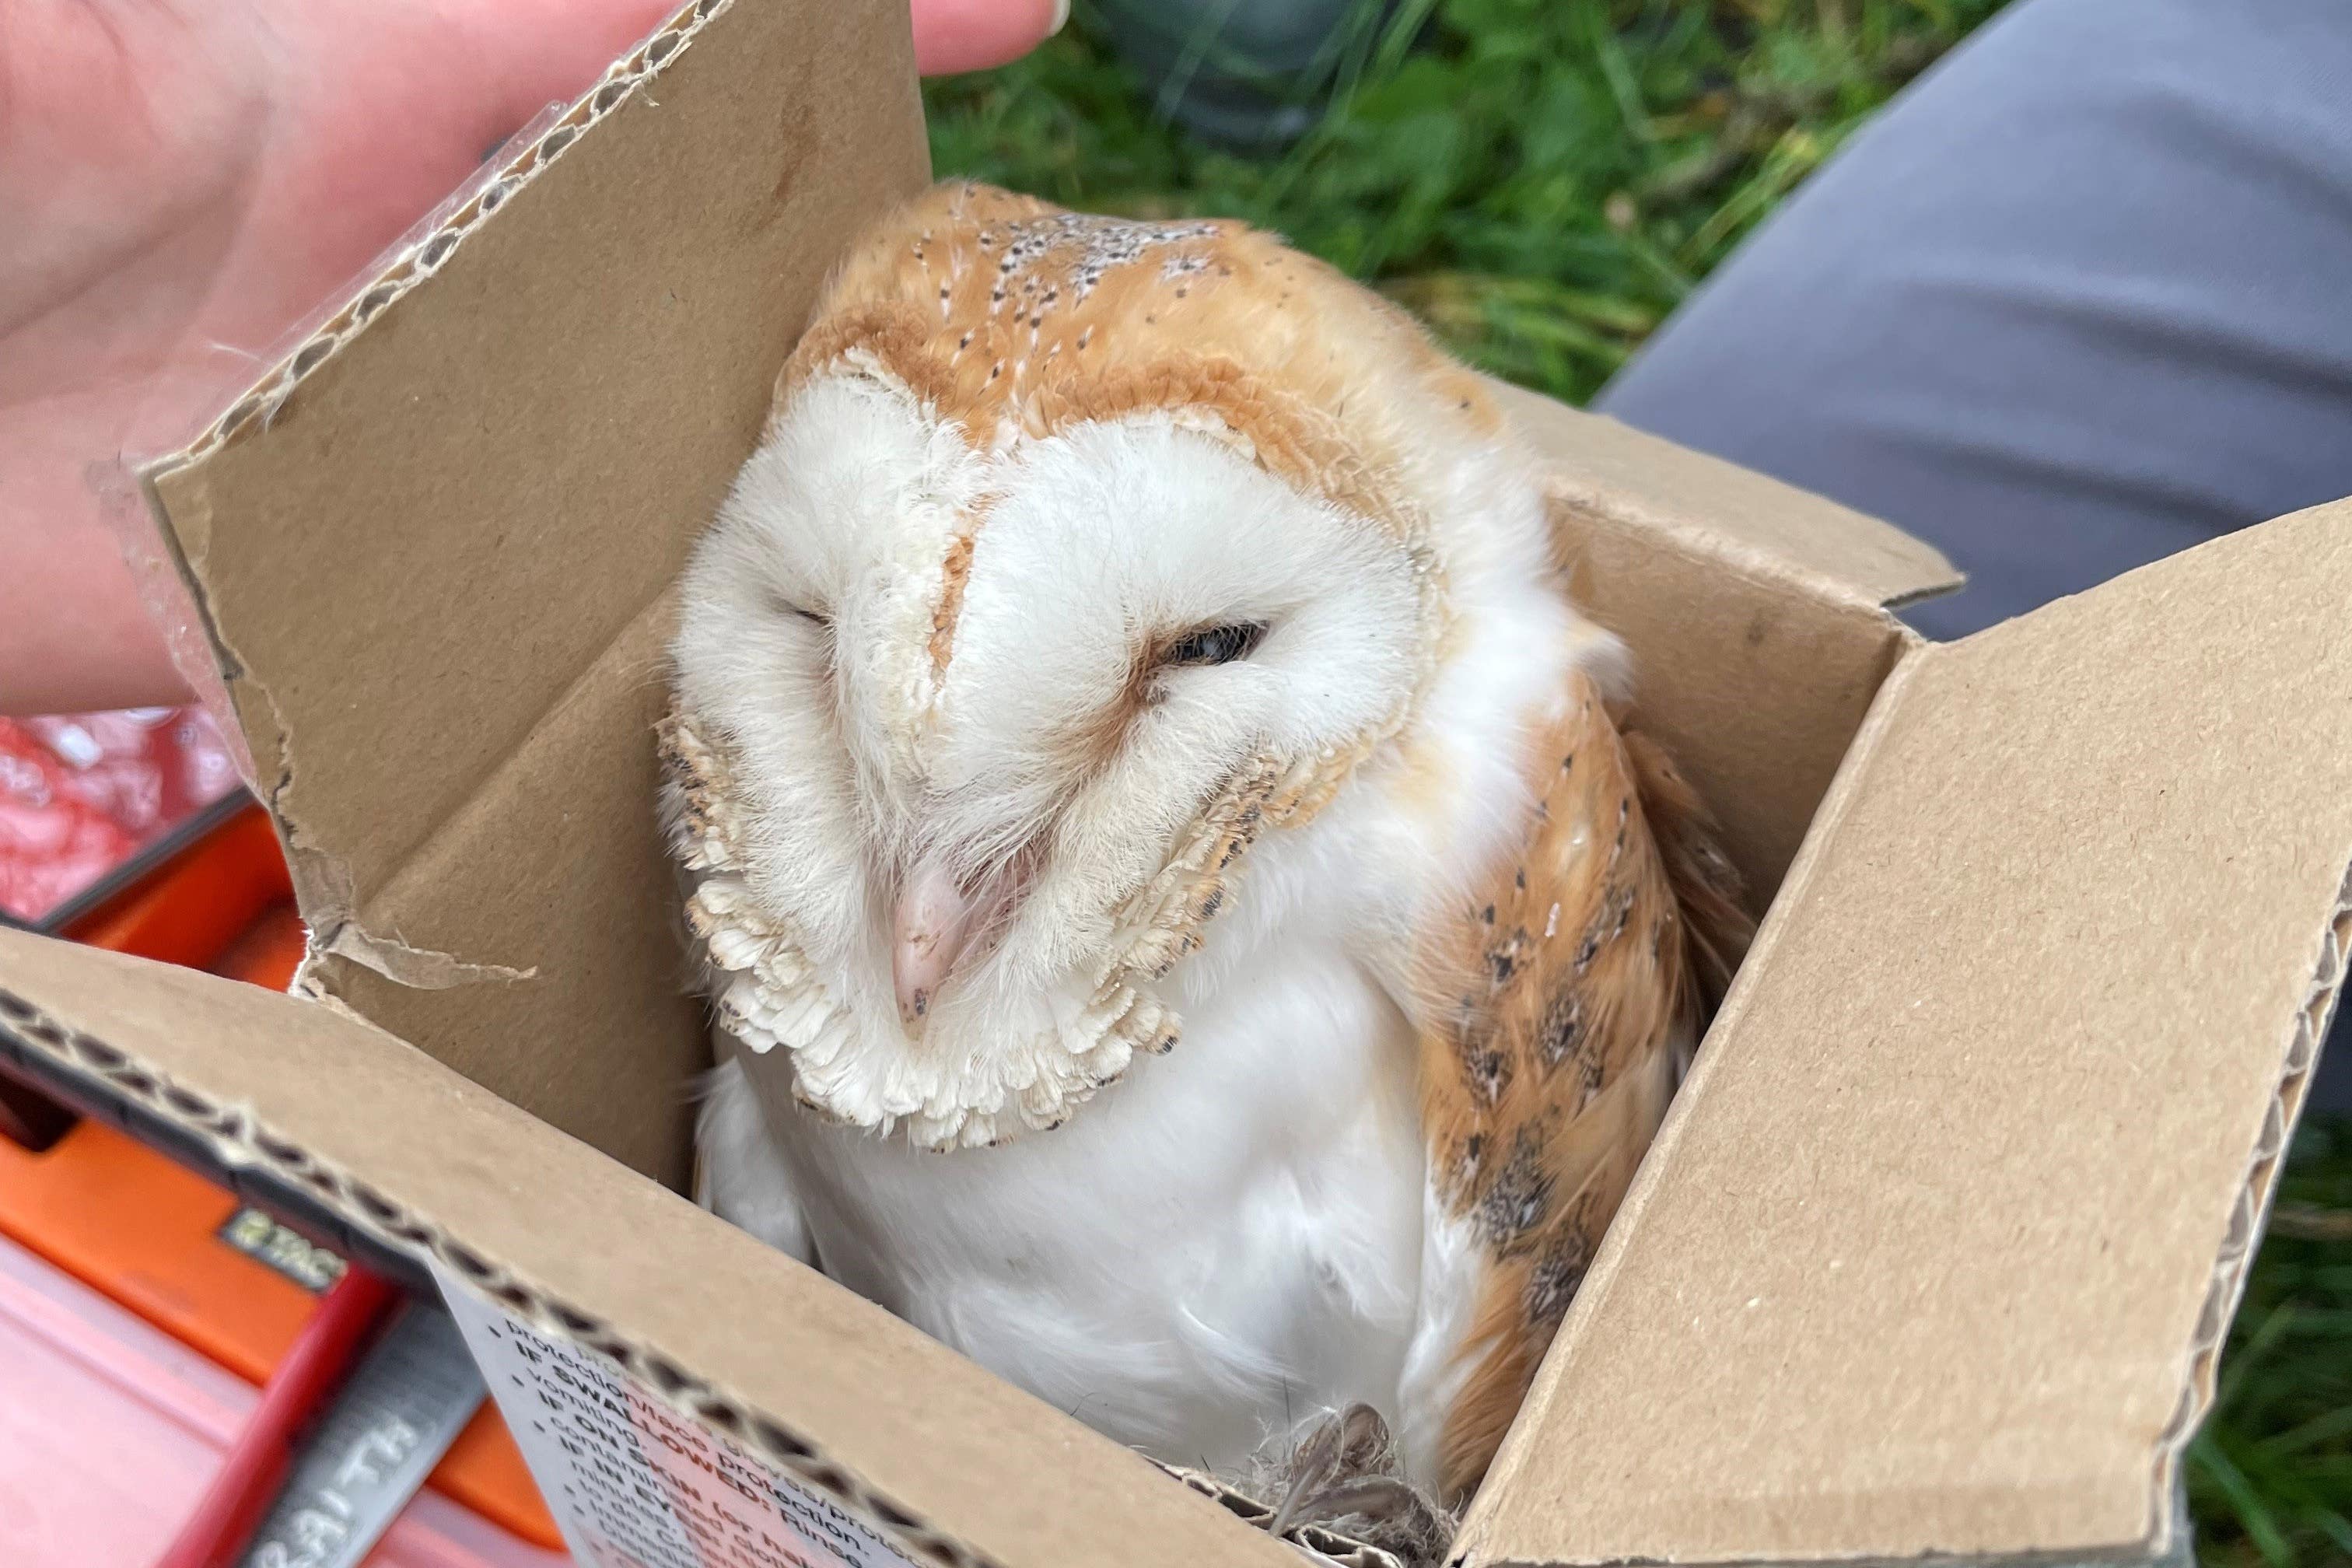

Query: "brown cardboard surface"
(138, 0), (931, 1176)
(0, 930), (1294, 1568)
(1493, 381), (1962, 614)
(1552, 499), (1909, 907)
(1462, 502), (2352, 1566)
(1503, 384), (1938, 905)
(323, 592), (702, 1184)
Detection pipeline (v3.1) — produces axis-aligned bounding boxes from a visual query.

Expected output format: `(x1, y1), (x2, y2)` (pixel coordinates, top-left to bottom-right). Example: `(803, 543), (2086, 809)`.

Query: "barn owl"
(664, 182), (1751, 1553)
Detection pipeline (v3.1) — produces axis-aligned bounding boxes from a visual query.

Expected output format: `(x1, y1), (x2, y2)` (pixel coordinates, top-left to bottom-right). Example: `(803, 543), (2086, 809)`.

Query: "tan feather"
(1412, 675), (1754, 1499)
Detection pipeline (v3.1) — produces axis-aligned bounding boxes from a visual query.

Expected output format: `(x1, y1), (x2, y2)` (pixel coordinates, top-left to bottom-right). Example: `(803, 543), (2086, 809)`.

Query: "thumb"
(912, 0), (1067, 75)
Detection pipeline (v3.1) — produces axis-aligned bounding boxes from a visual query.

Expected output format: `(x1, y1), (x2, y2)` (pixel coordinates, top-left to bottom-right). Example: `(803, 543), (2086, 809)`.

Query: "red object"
(0, 706), (242, 924)
(151, 1264), (404, 1568)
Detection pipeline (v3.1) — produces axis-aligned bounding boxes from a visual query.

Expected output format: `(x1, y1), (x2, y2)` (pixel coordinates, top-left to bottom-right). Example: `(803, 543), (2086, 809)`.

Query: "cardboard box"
(2, 2), (2346, 1563)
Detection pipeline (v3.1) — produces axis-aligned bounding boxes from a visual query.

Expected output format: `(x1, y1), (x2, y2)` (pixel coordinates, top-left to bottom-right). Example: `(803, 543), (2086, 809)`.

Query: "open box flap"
(0, 931), (1296, 1568)
(1489, 380), (1962, 614)
(1494, 382), (1953, 909)
(133, 0), (932, 1178)
(1462, 501), (2352, 1566)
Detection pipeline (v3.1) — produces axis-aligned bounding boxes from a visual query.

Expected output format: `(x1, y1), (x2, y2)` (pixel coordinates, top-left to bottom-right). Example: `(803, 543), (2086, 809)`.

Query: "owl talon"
(1264, 1405), (1454, 1567)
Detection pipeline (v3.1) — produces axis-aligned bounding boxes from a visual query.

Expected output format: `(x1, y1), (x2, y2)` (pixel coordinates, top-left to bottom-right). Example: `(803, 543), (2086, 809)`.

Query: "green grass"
(927, 0), (2008, 404)
(2193, 1115), (2352, 1566)
(926, 5), (2352, 1559)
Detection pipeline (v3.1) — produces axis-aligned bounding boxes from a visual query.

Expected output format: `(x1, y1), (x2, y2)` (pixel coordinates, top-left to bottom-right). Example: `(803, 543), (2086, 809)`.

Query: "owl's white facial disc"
(670, 368), (1423, 1147)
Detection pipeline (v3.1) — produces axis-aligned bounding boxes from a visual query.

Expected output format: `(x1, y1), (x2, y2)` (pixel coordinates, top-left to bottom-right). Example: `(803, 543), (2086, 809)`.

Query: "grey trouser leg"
(1596, 0), (2352, 1111)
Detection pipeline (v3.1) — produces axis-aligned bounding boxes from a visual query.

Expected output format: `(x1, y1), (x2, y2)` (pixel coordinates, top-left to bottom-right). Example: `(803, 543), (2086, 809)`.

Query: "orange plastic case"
(0, 795), (563, 1552)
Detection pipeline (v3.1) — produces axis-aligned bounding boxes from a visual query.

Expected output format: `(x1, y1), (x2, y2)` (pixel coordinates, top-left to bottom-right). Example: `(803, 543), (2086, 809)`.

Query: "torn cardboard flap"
(1464, 501), (2352, 1567)
(0, 930), (1297, 1568)
(136, 0), (932, 1178)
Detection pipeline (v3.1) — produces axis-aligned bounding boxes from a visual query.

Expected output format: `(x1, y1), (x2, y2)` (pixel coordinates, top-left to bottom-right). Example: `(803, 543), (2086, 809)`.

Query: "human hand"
(0, 0), (1064, 715)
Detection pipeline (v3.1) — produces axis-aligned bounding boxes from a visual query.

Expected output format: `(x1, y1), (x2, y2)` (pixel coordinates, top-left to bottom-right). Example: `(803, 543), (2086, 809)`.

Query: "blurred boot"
(1095, 0), (1391, 150)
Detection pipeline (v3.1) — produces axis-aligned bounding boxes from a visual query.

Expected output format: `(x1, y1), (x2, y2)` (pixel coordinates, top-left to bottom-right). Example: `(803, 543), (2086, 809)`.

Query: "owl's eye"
(769, 591), (829, 628)
(1160, 621), (1267, 667)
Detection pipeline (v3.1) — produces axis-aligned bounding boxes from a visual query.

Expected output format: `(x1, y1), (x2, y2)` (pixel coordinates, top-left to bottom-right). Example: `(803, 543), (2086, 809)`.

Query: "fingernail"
(1049, 0), (1073, 37)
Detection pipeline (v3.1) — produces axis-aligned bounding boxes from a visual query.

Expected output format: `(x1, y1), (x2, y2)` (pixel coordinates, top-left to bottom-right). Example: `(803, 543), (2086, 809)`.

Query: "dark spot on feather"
(1561, 753), (1574, 774)
(1489, 949), (1515, 985)
(1199, 888), (1224, 919)
(1481, 904), (1496, 926)
(1526, 1234), (1591, 1325)
(1514, 867), (1527, 891)
(1576, 884), (1636, 973)
(1538, 989), (1585, 1070)
(1469, 1049), (1511, 1105)
(1479, 1129), (1553, 1243)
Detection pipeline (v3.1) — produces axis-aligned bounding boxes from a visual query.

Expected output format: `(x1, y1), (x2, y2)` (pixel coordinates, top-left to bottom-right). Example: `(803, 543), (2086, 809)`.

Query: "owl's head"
(667, 185), (1591, 1148)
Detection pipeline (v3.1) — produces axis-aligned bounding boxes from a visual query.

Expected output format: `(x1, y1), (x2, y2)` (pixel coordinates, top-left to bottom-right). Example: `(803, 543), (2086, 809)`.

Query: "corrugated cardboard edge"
(1463, 633), (2352, 1568)
(131, 0), (734, 989)
(0, 980), (1005, 1568)
(150, 0), (726, 478)
(1159, 1468), (1407, 1568)
(2144, 852), (2352, 1524)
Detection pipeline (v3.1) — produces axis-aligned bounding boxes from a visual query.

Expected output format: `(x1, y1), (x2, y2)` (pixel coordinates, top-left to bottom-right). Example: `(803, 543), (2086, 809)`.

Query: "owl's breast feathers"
(1415, 677), (1753, 1496)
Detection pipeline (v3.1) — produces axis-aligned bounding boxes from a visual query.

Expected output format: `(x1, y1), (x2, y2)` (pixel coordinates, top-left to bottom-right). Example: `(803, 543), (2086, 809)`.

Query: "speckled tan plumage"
(780, 181), (1503, 478)
(1415, 676), (1752, 1496)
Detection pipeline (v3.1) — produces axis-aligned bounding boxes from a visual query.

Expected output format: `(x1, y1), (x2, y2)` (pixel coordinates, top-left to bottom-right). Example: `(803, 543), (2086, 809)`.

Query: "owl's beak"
(893, 856), (982, 1031)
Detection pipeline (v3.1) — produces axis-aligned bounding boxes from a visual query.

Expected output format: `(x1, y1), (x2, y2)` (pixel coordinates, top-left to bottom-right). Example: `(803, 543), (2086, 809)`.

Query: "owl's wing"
(1409, 672), (1753, 1498)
